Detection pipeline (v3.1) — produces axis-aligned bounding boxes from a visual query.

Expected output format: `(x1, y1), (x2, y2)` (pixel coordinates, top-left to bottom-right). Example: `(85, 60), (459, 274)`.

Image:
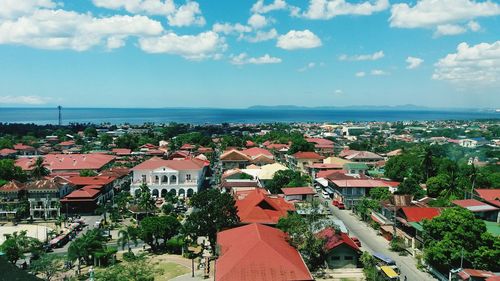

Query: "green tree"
(266, 170), (310, 194)
(118, 226), (140, 251)
(354, 198), (380, 221)
(138, 183), (155, 215)
(30, 157), (49, 179)
(99, 134), (113, 148)
(426, 174), (450, 198)
(183, 189), (239, 252)
(140, 215), (180, 251)
(0, 230), (42, 264)
(30, 254), (65, 281)
(369, 187), (391, 201)
(0, 159), (27, 182)
(422, 207), (499, 272)
(95, 258), (159, 281)
(84, 127), (98, 138)
(79, 169), (98, 177)
(288, 138), (315, 154)
(395, 176), (425, 199)
(68, 229), (106, 266)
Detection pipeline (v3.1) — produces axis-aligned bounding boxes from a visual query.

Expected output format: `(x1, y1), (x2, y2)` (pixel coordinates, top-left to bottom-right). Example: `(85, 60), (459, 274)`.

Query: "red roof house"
(235, 189), (295, 225)
(316, 227), (361, 269)
(292, 151), (324, 160)
(15, 154), (115, 173)
(399, 207), (441, 223)
(475, 189), (500, 208)
(216, 223), (313, 281)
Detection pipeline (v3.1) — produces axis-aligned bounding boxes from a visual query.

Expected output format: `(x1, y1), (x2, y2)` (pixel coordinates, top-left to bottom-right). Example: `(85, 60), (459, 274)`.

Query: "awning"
(324, 187), (335, 195)
(371, 214), (385, 225)
(380, 266), (399, 278)
(409, 222), (423, 232)
(315, 178), (328, 187)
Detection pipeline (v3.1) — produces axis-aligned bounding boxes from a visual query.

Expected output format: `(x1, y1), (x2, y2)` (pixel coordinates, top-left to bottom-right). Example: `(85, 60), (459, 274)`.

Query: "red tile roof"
(400, 207), (441, 222)
(475, 189), (500, 201)
(458, 269), (495, 280)
(216, 223), (314, 281)
(306, 138), (334, 145)
(15, 154), (115, 171)
(245, 140), (256, 147)
(131, 157), (206, 171)
(292, 151), (323, 159)
(316, 227), (360, 252)
(111, 148), (132, 156)
(63, 185), (101, 199)
(0, 180), (25, 192)
(0, 148), (17, 156)
(13, 143), (35, 151)
(329, 179), (393, 188)
(58, 141), (75, 146)
(281, 187), (316, 196)
(266, 143), (289, 150)
(180, 143), (196, 150)
(241, 147), (273, 158)
(64, 176), (116, 186)
(236, 189), (295, 224)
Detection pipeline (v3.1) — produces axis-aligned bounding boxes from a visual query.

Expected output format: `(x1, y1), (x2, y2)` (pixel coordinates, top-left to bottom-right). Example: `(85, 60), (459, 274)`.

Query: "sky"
(0, 0), (499, 109)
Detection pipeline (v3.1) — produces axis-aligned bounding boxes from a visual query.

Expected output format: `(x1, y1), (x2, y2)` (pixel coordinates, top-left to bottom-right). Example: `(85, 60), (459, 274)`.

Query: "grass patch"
(154, 262), (189, 280)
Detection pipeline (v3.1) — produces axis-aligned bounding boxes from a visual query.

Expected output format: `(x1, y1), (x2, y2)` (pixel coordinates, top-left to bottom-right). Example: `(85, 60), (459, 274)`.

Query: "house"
(15, 154), (115, 174)
(453, 199), (499, 222)
(24, 178), (73, 219)
(456, 268), (496, 281)
(395, 207), (442, 255)
(288, 151), (324, 174)
(215, 223), (314, 281)
(57, 140), (75, 151)
(111, 148), (132, 157)
(343, 162), (369, 176)
(60, 185), (102, 214)
(220, 150), (252, 171)
(62, 176), (118, 206)
(317, 227), (361, 269)
(342, 150), (384, 165)
(235, 189), (294, 225)
(130, 157), (208, 198)
(13, 143), (37, 156)
(281, 187), (315, 202)
(0, 181), (26, 220)
(240, 163), (288, 187)
(306, 138), (334, 155)
(240, 147), (275, 166)
(474, 189), (500, 208)
(0, 148), (17, 158)
(220, 178), (262, 194)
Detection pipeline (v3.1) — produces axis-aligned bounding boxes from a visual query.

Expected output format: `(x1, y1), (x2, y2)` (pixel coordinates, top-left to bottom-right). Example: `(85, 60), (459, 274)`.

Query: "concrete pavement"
(327, 205), (436, 281)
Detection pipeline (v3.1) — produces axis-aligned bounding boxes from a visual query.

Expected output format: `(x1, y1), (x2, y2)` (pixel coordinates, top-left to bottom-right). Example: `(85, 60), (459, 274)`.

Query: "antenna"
(57, 105), (62, 126)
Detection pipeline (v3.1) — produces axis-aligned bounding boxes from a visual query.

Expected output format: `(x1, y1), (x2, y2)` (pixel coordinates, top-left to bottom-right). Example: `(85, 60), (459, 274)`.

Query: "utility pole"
(57, 105), (62, 126)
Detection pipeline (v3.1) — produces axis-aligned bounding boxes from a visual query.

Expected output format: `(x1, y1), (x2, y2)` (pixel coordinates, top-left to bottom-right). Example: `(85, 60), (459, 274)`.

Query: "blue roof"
(373, 252), (396, 265)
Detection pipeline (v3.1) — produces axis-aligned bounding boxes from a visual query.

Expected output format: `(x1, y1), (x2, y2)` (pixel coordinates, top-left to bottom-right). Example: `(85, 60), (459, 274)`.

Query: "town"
(0, 120), (498, 281)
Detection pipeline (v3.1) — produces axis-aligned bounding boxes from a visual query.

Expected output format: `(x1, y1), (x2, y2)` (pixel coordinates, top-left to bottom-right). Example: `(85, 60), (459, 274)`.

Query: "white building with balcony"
(130, 157), (208, 198)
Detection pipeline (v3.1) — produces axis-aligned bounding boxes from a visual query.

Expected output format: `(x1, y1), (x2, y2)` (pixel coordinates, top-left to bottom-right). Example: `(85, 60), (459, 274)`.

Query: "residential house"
(240, 147), (275, 166)
(281, 187), (315, 202)
(455, 269), (496, 281)
(306, 138), (335, 155)
(13, 143), (37, 156)
(474, 189), (500, 208)
(317, 227), (361, 269)
(219, 150), (252, 171)
(239, 162), (288, 187)
(395, 207), (442, 255)
(130, 157), (208, 198)
(341, 150), (384, 165)
(0, 181), (26, 220)
(0, 148), (17, 158)
(343, 163), (369, 176)
(215, 223), (314, 281)
(235, 188), (294, 225)
(288, 151), (324, 174)
(453, 199), (499, 222)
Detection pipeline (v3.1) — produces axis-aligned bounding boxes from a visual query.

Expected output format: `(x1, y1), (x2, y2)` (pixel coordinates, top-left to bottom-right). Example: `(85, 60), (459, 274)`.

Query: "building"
(15, 154), (115, 174)
(0, 181), (26, 220)
(395, 207), (442, 255)
(453, 199), (499, 222)
(341, 150), (384, 165)
(288, 151), (324, 174)
(235, 189), (294, 225)
(317, 227), (361, 269)
(130, 157), (208, 198)
(281, 187), (315, 202)
(13, 143), (37, 156)
(215, 223), (314, 281)
(220, 150), (252, 171)
(305, 138), (334, 155)
(24, 178), (73, 219)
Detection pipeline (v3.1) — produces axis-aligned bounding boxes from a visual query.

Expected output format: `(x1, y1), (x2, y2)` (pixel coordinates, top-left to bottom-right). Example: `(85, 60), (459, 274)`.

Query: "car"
(337, 202), (345, 209)
(332, 200), (339, 206)
(351, 236), (362, 247)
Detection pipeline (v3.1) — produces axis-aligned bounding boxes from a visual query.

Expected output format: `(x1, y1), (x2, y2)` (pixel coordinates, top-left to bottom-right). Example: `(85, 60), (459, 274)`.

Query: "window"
(331, 256), (340, 261)
(186, 174), (191, 181)
(141, 175), (146, 183)
(344, 256), (354, 260)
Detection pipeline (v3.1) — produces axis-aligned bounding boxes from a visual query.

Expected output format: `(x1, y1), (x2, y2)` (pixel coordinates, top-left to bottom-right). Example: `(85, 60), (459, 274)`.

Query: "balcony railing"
(132, 179), (198, 185)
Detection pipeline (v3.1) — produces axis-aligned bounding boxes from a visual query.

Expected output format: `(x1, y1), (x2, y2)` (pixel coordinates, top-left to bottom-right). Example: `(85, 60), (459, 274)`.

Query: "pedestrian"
(404, 276), (407, 281)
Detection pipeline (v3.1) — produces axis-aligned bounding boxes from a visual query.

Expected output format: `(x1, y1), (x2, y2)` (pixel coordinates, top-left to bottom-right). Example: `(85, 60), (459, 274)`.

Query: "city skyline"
(0, 0), (499, 108)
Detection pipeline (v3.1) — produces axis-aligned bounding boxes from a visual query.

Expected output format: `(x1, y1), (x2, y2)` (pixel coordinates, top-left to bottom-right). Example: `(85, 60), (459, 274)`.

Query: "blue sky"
(0, 0), (499, 108)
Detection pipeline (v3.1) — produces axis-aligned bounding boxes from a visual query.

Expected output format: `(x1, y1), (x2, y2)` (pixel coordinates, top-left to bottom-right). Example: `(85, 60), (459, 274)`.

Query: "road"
(324, 201), (436, 281)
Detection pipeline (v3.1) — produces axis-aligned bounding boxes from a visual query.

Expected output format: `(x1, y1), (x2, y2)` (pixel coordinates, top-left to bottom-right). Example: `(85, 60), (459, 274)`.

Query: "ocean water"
(0, 108), (497, 125)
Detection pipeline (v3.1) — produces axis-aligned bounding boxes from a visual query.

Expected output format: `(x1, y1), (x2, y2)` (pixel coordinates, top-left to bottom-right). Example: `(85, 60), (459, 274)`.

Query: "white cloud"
(434, 24), (467, 36)
(166, 1), (205, 27)
(0, 9), (163, 51)
(432, 41), (500, 84)
(230, 53), (282, 65)
(339, 50), (384, 61)
(334, 89), (343, 94)
(355, 71), (366, 77)
(0, 95), (51, 105)
(251, 0), (287, 14)
(467, 20), (481, 31)
(390, 0), (500, 29)
(92, 0), (205, 27)
(371, 69), (388, 75)
(406, 56), (424, 69)
(298, 62), (316, 72)
(301, 0), (389, 19)
(212, 23), (252, 35)
(138, 31), (226, 60)
(248, 14), (267, 29)
(276, 29), (321, 50)
(0, 0), (56, 19)
(244, 28), (278, 43)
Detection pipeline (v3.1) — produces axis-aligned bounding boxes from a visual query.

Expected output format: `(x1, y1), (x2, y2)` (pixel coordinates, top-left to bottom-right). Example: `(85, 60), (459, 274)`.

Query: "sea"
(0, 107), (498, 125)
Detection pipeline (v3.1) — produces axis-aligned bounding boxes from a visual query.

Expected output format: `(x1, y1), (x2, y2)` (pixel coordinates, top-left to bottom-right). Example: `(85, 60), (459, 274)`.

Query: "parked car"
(337, 202), (345, 209)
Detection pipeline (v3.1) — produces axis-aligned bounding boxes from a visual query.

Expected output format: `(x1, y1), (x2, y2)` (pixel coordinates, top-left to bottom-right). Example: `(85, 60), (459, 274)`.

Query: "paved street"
(326, 203), (436, 281)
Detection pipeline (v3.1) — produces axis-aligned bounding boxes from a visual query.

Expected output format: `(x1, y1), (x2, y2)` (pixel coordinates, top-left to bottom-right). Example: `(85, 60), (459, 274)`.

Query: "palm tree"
(117, 226), (139, 251)
(138, 183), (155, 215)
(30, 157), (49, 179)
(420, 146), (434, 181)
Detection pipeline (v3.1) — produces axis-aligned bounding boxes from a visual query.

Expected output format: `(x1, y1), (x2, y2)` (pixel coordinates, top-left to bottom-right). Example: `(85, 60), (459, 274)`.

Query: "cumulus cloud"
(301, 0), (389, 19)
(230, 53), (282, 65)
(244, 29), (278, 43)
(298, 62), (316, 72)
(212, 23), (252, 35)
(355, 71), (366, 77)
(434, 24), (467, 37)
(138, 31), (226, 60)
(406, 56), (424, 69)
(92, 0), (205, 27)
(251, 0), (288, 14)
(276, 29), (321, 50)
(339, 50), (384, 61)
(0, 95), (51, 105)
(432, 41), (500, 84)
(248, 14), (268, 29)
(371, 69), (388, 75)
(0, 9), (163, 51)
(0, 0), (56, 19)
(390, 0), (500, 30)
